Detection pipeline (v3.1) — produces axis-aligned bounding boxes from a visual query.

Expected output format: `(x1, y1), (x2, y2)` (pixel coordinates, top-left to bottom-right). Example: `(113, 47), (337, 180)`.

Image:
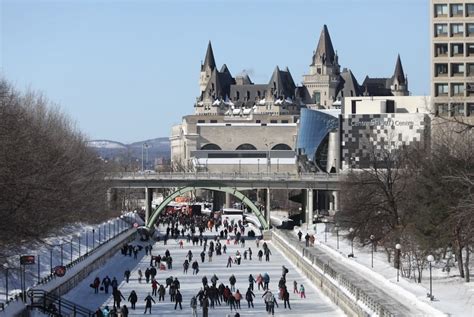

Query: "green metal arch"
(146, 187), (268, 230)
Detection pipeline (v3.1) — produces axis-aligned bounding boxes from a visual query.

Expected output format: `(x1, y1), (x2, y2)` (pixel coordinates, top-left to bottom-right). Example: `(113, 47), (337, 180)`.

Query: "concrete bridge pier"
(306, 188), (313, 230)
(145, 187), (152, 226)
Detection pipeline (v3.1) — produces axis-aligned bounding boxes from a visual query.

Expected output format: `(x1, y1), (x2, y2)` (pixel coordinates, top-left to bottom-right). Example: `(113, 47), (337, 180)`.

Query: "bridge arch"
(147, 187), (268, 230)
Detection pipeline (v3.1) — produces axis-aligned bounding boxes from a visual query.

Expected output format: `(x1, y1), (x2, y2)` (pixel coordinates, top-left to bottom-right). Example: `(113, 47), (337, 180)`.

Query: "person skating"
(95, 307), (104, 317)
(257, 250), (263, 261)
(226, 256), (233, 268)
(92, 277), (100, 294)
(211, 274), (219, 286)
(282, 265), (289, 281)
(137, 269), (143, 283)
(158, 284), (166, 301)
(305, 233), (310, 247)
(202, 275), (208, 288)
(234, 289), (242, 309)
(202, 296), (209, 317)
(248, 274), (256, 291)
(192, 260), (200, 275)
(183, 259), (189, 274)
(293, 280), (299, 294)
(112, 288), (125, 309)
(263, 272), (270, 290)
(264, 247), (272, 262)
(151, 278), (158, 296)
(229, 274), (237, 292)
(111, 277), (118, 292)
(299, 284), (306, 298)
(282, 286), (291, 309)
(248, 248), (253, 260)
(228, 293), (236, 311)
(127, 290), (138, 309)
(124, 269), (131, 283)
(256, 274), (264, 290)
(245, 287), (255, 308)
(297, 230), (303, 241)
(190, 296), (198, 317)
(200, 250), (206, 263)
(121, 305), (129, 317)
(144, 268), (151, 283)
(174, 290), (183, 310)
(143, 293), (155, 314)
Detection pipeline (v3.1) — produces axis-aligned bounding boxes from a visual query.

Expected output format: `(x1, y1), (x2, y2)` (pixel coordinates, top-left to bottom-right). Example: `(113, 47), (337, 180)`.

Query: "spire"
(312, 25), (336, 66)
(202, 41), (216, 71)
(392, 54), (406, 85)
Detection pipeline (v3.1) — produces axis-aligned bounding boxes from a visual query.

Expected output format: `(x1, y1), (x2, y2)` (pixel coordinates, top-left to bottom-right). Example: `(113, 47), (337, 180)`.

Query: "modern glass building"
(296, 108), (339, 172)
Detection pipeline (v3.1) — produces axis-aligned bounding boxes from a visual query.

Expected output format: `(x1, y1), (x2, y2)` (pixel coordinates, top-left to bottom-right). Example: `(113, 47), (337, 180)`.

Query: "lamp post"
(70, 240), (73, 263)
(370, 235), (375, 268)
(264, 142), (274, 174)
(395, 243), (401, 282)
(86, 230), (89, 253)
(77, 234), (81, 257)
(349, 227), (354, 256)
(60, 244), (64, 266)
(323, 219), (328, 243)
(335, 225), (339, 249)
(427, 254), (434, 300)
(92, 228), (96, 248)
(98, 226), (101, 244)
(239, 159), (241, 174)
(108, 221), (112, 240)
(257, 159), (260, 173)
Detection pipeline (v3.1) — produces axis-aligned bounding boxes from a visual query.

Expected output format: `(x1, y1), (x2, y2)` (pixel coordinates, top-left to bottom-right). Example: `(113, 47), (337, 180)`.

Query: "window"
(210, 120), (218, 123)
(197, 120), (205, 123)
(451, 103), (465, 116)
(467, 83), (474, 95)
(270, 120), (277, 123)
(435, 63), (448, 76)
(452, 83), (464, 96)
(312, 91), (321, 104)
(436, 83), (449, 96)
(436, 103), (449, 116)
(468, 103), (474, 116)
(435, 43), (448, 56)
(451, 43), (464, 56)
(468, 24), (474, 36)
(468, 4), (474, 16)
(468, 43), (474, 56)
(468, 64), (474, 76)
(236, 91), (240, 100)
(451, 4), (463, 16)
(435, 24), (448, 36)
(435, 4), (448, 16)
(451, 63), (465, 76)
(256, 120), (261, 123)
(281, 120), (289, 124)
(451, 24), (464, 36)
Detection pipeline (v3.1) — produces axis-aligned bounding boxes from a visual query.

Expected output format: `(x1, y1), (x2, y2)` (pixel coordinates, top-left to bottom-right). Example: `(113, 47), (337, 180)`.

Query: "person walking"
(229, 274), (237, 292)
(121, 305), (129, 317)
(263, 273), (270, 290)
(127, 290), (138, 309)
(144, 293), (155, 314)
(158, 284), (166, 301)
(305, 233), (310, 247)
(227, 256), (233, 268)
(202, 296), (209, 317)
(192, 260), (200, 275)
(102, 276), (111, 294)
(256, 274), (264, 291)
(112, 289), (125, 309)
(92, 277), (100, 294)
(248, 274), (256, 291)
(264, 248), (272, 262)
(174, 290), (183, 310)
(293, 280), (299, 294)
(234, 289), (242, 309)
(245, 287), (255, 308)
(297, 230), (302, 241)
(257, 250), (263, 261)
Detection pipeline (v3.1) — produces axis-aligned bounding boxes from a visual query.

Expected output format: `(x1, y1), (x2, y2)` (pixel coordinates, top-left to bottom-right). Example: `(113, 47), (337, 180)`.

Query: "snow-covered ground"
(63, 225), (345, 316)
(0, 212), (143, 304)
(295, 223), (474, 317)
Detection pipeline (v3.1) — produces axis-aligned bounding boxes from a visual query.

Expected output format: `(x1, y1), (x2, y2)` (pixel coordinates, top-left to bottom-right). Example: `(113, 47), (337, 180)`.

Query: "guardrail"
(28, 289), (94, 316)
(108, 171), (341, 181)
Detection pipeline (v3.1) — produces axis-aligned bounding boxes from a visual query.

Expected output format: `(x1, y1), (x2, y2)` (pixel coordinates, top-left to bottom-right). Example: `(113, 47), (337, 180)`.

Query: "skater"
(245, 287), (255, 308)
(144, 293), (155, 314)
(175, 290), (183, 310)
(151, 278), (158, 296)
(102, 276), (111, 294)
(305, 233), (310, 247)
(282, 266), (289, 280)
(158, 284), (166, 301)
(121, 305), (129, 317)
(234, 289), (242, 309)
(297, 230), (302, 241)
(282, 286), (291, 309)
(202, 296), (209, 317)
(192, 260), (200, 275)
(227, 256), (233, 268)
(137, 269), (142, 283)
(183, 259), (189, 274)
(256, 274), (264, 290)
(127, 290), (137, 309)
(190, 296), (198, 317)
(263, 273), (270, 290)
(264, 247), (272, 262)
(92, 277), (100, 294)
(248, 274), (256, 291)
(229, 274), (236, 292)
(124, 269), (130, 283)
(258, 249), (263, 261)
(299, 284), (306, 298)
(200, 250), (206, 263)
(112, 288), (125, 309)
(293, 280), (299, 294)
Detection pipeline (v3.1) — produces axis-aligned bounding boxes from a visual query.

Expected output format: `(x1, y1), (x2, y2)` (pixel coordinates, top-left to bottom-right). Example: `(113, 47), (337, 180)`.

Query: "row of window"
(200, 143), (292, 151)
(435, 82), (474, 96)
(434, 23), (474, 37)
(434, 62), (474, 77)
(434, 42), (474, 57)
(436, 102), (474, 116)
(434, 3), (474, 18)
(196, 119), (290, 124)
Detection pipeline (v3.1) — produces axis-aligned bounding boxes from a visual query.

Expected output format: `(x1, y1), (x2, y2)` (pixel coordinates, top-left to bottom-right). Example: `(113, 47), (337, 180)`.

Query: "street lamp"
(77, 233), (81, 257)
(70, 240), (73, 263)
(257, 159), (260, 173)
(264, 142), (274, 174)
(370, 235), (375, 268)
(60, 243), (64, 266)
(335, 225), (339, 249)
(141, 143), (149, 172)
(323, 219), (328, 242)
(395, 244), (401, 282)
(427, 254), (434, 300)
(92, 228), (96, 248)
(349, 227), (354, 257)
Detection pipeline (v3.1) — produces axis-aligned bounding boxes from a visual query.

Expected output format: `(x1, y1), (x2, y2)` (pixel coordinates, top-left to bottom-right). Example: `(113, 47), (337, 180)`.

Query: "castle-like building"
(170, 25), (410, 173)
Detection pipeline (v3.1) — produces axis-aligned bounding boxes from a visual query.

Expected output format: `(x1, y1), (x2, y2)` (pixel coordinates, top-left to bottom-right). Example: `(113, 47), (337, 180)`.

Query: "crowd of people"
(90, 211), (307, 316)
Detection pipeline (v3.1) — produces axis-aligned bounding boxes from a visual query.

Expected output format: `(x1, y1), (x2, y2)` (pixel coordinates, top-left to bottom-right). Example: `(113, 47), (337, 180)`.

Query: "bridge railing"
(108, 171), (341, 181)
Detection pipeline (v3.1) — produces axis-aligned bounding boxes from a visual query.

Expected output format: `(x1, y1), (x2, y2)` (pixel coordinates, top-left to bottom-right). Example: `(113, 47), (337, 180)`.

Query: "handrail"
(28, 289), (94, 316)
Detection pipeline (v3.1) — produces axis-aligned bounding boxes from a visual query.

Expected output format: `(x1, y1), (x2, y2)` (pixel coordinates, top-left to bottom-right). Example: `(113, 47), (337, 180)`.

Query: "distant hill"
(86, 137), (170, 170)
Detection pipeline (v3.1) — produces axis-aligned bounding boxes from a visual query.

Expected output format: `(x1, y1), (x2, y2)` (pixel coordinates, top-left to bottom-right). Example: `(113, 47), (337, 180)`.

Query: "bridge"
(107, 171), (342, 231)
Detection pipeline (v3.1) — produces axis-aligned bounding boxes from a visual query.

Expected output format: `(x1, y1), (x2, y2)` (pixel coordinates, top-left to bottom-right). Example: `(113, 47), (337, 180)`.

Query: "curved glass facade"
(296, 108), (339, 170)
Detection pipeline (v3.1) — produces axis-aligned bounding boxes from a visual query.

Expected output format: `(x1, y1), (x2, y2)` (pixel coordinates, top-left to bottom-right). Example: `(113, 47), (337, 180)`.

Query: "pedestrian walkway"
(274, 229), (444, 316)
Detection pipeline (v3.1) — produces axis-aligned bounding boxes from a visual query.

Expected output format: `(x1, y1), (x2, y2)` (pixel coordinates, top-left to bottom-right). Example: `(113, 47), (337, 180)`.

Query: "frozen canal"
(63, 227), (344, 316)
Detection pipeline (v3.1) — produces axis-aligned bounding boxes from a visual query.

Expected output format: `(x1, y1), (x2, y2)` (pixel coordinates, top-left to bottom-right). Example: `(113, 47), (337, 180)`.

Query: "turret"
(200, 41), (217, 94)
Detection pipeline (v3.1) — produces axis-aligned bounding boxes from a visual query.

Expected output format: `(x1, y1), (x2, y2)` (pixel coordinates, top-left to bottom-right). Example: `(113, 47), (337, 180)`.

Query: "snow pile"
(86, 140), (126, 149)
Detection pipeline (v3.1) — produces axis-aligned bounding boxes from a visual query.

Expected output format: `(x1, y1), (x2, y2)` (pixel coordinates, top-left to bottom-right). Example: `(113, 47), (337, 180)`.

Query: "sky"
(1, 0), (429, 144)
